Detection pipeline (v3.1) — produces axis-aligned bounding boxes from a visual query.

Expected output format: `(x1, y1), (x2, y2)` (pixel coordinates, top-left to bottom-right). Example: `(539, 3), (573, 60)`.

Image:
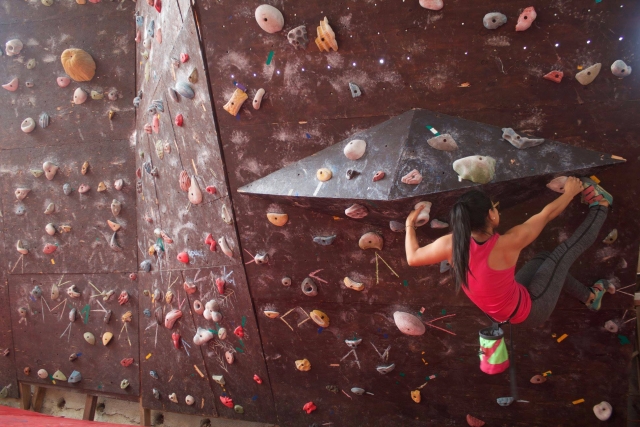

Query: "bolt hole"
(524, 16), (528, 19)
(263, 18), (268, 22)
(587, 72), (591, 75)
(492, 19), (496, 23)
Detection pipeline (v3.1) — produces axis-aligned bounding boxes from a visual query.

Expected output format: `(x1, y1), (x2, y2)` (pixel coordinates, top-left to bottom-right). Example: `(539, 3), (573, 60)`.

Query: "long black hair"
(449, 190), (494, 292)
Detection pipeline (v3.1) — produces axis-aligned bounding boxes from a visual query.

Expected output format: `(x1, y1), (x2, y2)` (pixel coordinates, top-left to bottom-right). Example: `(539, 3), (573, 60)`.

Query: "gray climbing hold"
(287, 25), (309, 50)
(175, 81), (195, 99)
(376, 364), (395, 374)
(143, 309), (151, 317)
(497, 396), (515, 406)
(602, 229), (617, 244)
(147, 20), (155, 38)
(68, 370), (82, 383)
(501, 128), (544, 149)
(611, 60), (631, 78)
(136, 15), (144, 26)
(389, 221), (405, 232)
(351, 387), (365, 395)
(150, 370), (159, 379)
(110, 232), (123, 252)
(133, 97), (141, 108)
(313, 235), (336, 245)
(301, 277), (318, 296)
(152, 388), (160, 399)
(167, 87), (178, 102)
(349, 82), (361, 98)
(31, 286), (42, 298)
(140, 259), (152, 272)
(345, 169), (359, 180)
(63, 183), (72, 195)
(575, 63), (602, 86)
(39, 112), (50, 129)
(427, 134), (458, 151)
(440, 259), (451, 273)
(15, 205), (26, 215)
(483, 12), (507, 30)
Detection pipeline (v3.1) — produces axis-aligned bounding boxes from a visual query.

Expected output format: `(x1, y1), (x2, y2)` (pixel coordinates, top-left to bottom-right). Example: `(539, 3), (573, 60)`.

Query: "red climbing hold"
(206, 186), (216, 195)
(120, 358), (134, 367)
(303, 402), (317, 414)
(234, 326), (244, 338)
(180, 53), (189, 63)
(136, 167), (142, 179)
(175, 114), (183, 127)
(154, 0), (161, 12)
(43, 244), (57, 254)
(216, 277), (225, 294)
(129, 273), (137, 281)
(172, 332), (181, 349)
(543, 70), (564, 83)
(205, 234), (217, 251)
(466, 414), (485, 427)
(177, 252), (189, 264)
(253, 374), (262, 384)
(152, 115), (160, 134)
(220, 396), (234, 408)
(373, 171), (385, 182)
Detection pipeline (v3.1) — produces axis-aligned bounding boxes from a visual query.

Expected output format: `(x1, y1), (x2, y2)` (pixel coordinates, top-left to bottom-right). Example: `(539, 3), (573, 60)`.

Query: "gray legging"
(515, 204), (608, 327)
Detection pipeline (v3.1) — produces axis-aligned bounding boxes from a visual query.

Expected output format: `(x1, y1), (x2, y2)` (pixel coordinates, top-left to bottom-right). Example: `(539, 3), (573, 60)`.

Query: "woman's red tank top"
(461, 233), (531, 324)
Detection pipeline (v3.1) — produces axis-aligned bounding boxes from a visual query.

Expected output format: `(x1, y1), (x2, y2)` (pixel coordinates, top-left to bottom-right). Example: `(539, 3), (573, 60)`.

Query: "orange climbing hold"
(466, 414), (485, 427)
(543, 70), (564, 83)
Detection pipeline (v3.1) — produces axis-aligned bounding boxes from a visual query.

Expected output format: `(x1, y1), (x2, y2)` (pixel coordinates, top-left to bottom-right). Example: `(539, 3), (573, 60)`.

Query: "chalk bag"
(478, 324), (509, 375)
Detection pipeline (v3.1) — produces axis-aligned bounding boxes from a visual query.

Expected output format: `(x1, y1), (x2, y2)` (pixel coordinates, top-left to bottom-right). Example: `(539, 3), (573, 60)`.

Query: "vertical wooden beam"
(31, 386), (46, 412)
(140, 401), (151, 426)
(82, 395), (98, 421)
(19, 383), (31, 410)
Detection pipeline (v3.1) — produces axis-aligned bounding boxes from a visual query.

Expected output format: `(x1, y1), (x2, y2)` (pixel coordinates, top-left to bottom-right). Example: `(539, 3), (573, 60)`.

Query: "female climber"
(404, 177), (612, 326)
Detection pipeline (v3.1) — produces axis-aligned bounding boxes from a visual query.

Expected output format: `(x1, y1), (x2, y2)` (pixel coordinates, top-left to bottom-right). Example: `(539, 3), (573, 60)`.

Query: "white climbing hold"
(414, 201), (432, 227)
(452, 155), (496, 184)
(419, 0), (443, 11)
(254, 4), (284, 33)
(393, 311), (426, 336)
(501, 128), (544, 149)
(611, 60), (631, 78)
(593, 401), (612, 421)
(427, 134), (458, 151)
(253, 88), (265, 110)
(358, 232), (383, 250)
(575, 63), (602, 86)
(344, 139), (366, 160)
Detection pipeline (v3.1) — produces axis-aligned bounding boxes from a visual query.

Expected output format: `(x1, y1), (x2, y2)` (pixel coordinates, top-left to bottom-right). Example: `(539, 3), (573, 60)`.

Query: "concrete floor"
(0, 387), (277, 427)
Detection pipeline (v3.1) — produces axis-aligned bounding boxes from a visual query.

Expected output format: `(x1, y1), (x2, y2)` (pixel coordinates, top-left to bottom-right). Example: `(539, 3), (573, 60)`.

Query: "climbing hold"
(21, 118), (36, 133)
(394, 311), (426, 336)
(515, 7), (536, 31)
(301, 277), (318, 296)
(172, 333), (181, 350)
(212, 375), (225, 386)
(37, 369), (48, 379)
(69, 308), (77, 322)
(31, 286), (42, 299)
(349, 82), (362, 98)
(183, 280), (196, 294)
(193, 327), (214, 346)
(182, 395), (195, 406)
(57, 77), (71, 88)
(401, 169), (422, 185)
(250, 88), (266, 111)
(221, 204), (233, 224)
(151, 389), (160, 400)
(223, 89), (248, 116)
(177, 252), (190, 264)
(611, 60), (631, 78)
(111, 199), (122, 216)
(254, 253), (269, 264)
(120, 358), (133, 367)
(441, 258), (451, 273)
(66, 370), (81, 384)
(188, 68), (198, 84)
(204, 300), (222, 321)
(376, 364), (395, 374)
(150, 371), (159, 379)
(218, 236), (233, 257)
(16, 240), (29, 255)
(345, 204), (368, 219)
(411, 390), (421, 403)
(146, 20), (155, 38)
(315, 17), (338, 52)
(602, 229), (618, 244)
(43, 244), (58, 255)
(25, 81), (34, 88)
(303, 402), (317, 414)
(204, 234), (216, 251)
(15, 205), (26, 216)
(546, 176), (568, 193)
(174, 114), (183, 127)
(453, 155), (496, 184)
(52, 370), (67, 381)
(543, 70), (563, 83)
(345, 169), (359, 180)
(97, 182), (107, 192)
(295, 359), (311, 371)
(39, 112), (50, 129)
(575, 63), (602, 86)
(31, 170), (44, 178)
(253, 375), (262, 384)
(5, 39), (23, 56)
(282, 277), (292, 287)
(91, 90), (104, 100)
(414, 201), (432, 227)
(604, 320), (619, 333)
(102, 331), (113, 346)
(61, 49), (96, 82)
(373, 171), (385, 182)
(167, 392), (178, 403)
(483, 12), (507, 30)
(326, 385), (339, 394)
(220, 396), (234, 408)
(530, 374), (546, 384)
(180, 53), (189, 63)
(502, 128), (544, 149)
(359, 232), (383, 250)
(266, 212), (288, 226)
(175, 81), (195, 99)
(14, 188), (30, 201)
(152, 115), (159, 134)
(140, 259), (152, 272)
(254, 4), (284, 33)
(218, 328), (227, 340)
(118, 291), (129, 305)
(316, 168), (332, 182)
(44, 203), (55, 215)
(419, 0), (443, 10)
(193, 300), (204, 315)
(466, 414), (486, 426)
(165, 310), (182, 329)
(2, 77), (19, 92)
(427, 134), (458, 151)
(344, 139), (367, 160)
(179, 171), (191, 191)
(107, 220), (121, 232)
(69, 353), (79, 362)
(288, 25), (309, 50)
(215, 278), (225, 294)
(120, 379), (130, 390)
(104, 310), (113, 324)
(264, 310), (279, 318)
(310, 310), (330, 327)
(225, 351), (235, 364)
(344, 277), (364, 291)
(83, 332), (96, 345)
(188, 178), (203, 204)
(165, 290), (174, 304)
(351, 387), (365, 395)
(593, 401), (612, 421)
(313, 235), (337, 246)
(109, 232), (122, 252)
(113, 179), (124, 191)
(18, 307), (27, 318)
(73, 87), (87, 105)
(430, 219), (449, 228)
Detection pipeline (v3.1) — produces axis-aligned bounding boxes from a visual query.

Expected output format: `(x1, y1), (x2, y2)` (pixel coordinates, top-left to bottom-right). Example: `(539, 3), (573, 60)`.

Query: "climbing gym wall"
(133, 0), (276, 422)
(0, 0), (137, 404)
(195, 0), (638, 426)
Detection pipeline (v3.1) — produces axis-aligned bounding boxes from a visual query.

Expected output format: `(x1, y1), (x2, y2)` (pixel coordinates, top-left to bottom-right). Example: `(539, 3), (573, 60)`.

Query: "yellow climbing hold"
(411, 390), (421, 403)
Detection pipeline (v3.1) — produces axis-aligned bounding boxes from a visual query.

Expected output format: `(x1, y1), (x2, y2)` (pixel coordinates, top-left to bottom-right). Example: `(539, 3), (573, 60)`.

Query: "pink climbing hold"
(144, 123), (152, 134)
(57, 77), (71, 88)
(180, 53), (189, 63)
(373, 171), (385, 182)
(135, 30), (141, 44)
(183, 280), (197, 294)
(129, 273), (137, 281)
(401, 169), (423, 185)
(234, 326), (244, 338)
(220, 396), (234, 408)
(216, 277), (225, 294)
(152, 115), (159, 134)
(154, 0), (161, 13)
(204, 234), (217, 251)
(206, 186), (216, 195)
(88, 0), (100, 3)
(253, 374), (262, 384)
(175, 114), (183, 127)
(303, 402), (317, 414)
(543, 70), (563, 83)
(177, 252), (189, 264)
(43, 244), (57, 254)
(2, 77), (19, 92)
(515, 7), (536, 31)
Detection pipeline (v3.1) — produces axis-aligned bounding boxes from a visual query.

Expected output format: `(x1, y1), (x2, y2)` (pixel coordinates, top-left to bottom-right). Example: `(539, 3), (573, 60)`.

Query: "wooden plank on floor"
(31, 386), (45, 413)
(19, 383), (30, 410)
(82, 395), (98, 421)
